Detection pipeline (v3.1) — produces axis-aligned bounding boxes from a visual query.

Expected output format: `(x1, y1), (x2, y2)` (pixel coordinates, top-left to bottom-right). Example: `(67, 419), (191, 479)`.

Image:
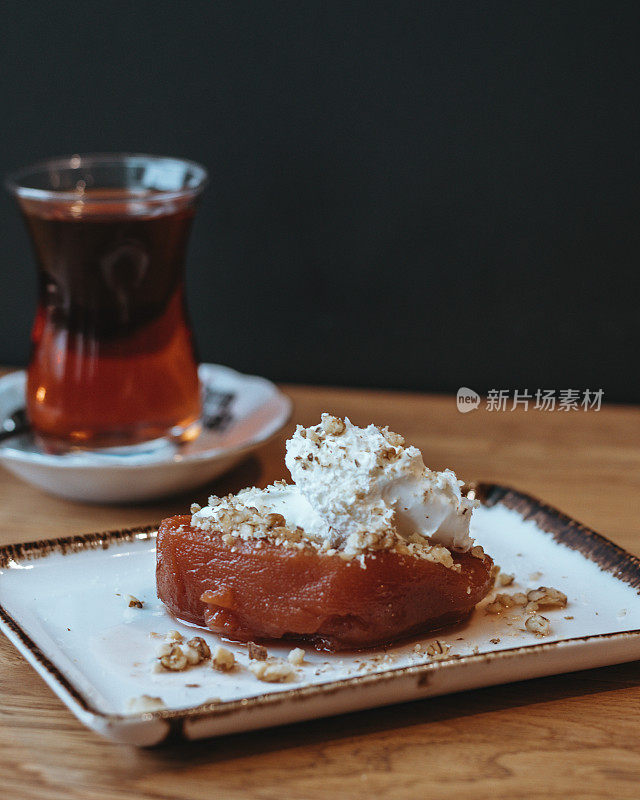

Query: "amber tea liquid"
(20, 192), (201, 449)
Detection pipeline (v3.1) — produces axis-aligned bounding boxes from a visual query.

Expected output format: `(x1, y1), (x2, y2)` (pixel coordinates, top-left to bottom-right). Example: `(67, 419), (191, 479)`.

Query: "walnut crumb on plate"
(160, 644), (188, 671)
(287, 647), (306, 666)
(525, 614), (551, 637)
(186, 636), (211, 661)
(154, 632), (213, 672)
(127, 695), (166, 712)
(248, 641), (268, 661)
(526, 586), (567, 609)
(212, 645), (235, 672)
(486, 591), (526, 613)
(425, 640), (450, 658)
(249, 660), (296, 682)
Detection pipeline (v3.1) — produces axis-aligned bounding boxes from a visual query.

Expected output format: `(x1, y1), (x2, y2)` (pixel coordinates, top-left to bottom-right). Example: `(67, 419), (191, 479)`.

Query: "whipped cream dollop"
(284, 415), (475, 552)
(191, 414), (476, 556)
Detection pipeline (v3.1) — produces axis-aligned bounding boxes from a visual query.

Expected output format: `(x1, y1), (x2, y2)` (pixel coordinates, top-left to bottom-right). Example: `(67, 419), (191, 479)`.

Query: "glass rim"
(4, 152), (209, 204)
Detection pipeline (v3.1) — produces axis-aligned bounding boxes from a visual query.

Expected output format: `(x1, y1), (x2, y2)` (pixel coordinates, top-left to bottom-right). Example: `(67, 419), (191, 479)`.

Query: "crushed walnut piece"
(155, 641), (173, 658)
(321, 414), (346, 436)
(486, 592), (527, 612)
(425, 640), (450, 659)
(127, 695), (166, 713)
(182, 644), (203, 666)
(249, 660), (296, 683)
(381, 426), (405, 448)
(287, 647), (305, 666)
(248, 641), (268, 661)
(487, 587), (555, 614)
(525, 614), (551, 637)
(525, 586), (567, 612)
(191, 493), (311, 552)
(495, 593), (516, 608)
(127, 595), (143, 608)
(160, 644), (188, 671)
(496, 572), (515, 587)
(212, 645), (235, 672)
(186, 637), (211, 661)
(353, 536), (458, 569)
(155, 632), (212, 672)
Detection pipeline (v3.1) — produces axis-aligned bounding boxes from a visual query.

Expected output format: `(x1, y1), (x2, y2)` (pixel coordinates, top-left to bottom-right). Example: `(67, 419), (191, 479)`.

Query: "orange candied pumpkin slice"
(156, 515), (494, 650)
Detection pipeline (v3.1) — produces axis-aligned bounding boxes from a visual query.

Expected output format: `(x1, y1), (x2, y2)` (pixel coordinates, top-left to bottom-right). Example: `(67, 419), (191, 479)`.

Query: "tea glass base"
(34, 419), (203, 457)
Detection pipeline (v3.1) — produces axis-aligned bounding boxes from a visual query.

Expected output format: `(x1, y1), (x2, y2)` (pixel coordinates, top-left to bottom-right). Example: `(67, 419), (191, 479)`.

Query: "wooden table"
(1, 380), (640, 799)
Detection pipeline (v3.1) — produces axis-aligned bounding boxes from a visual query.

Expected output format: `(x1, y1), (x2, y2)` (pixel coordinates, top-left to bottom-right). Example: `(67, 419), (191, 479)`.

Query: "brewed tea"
(20, 191), (201, 449)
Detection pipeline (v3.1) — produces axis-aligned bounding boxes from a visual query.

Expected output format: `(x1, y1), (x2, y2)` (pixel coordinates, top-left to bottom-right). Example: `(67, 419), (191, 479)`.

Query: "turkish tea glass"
(6, 153), (207, 451)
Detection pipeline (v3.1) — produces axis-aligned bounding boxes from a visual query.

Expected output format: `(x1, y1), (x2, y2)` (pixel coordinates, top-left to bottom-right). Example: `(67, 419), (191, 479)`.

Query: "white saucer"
(0, 364), (292, 503)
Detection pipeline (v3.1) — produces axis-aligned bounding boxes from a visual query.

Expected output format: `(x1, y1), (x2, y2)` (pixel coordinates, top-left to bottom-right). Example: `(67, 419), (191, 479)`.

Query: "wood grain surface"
(1, 376), (639, 799)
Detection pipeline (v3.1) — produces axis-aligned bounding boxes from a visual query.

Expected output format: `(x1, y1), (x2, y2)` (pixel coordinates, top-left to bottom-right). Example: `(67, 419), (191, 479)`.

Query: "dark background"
(2, 1), (639, 401)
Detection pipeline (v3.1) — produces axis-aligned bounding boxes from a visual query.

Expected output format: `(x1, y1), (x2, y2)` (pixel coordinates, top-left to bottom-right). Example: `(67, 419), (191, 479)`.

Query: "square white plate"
(1, 484), (639, 746)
